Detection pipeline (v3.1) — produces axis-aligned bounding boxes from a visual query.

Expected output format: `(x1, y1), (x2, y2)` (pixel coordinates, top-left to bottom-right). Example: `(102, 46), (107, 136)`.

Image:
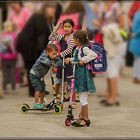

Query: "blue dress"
(74, 49), (96, 93)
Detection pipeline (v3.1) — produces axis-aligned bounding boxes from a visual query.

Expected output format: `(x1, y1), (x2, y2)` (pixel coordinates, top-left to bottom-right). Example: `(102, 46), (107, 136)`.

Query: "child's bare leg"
(34, 91), (40, 103)
(79, 93), (89, 121)
(81, 104), (88, 120)
(40, 92), (45, 104)
(55, 83), (61, 98)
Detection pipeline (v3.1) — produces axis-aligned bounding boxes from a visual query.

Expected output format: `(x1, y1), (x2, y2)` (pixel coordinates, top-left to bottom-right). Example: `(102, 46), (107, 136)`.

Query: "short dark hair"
(46, 44), (58, 52)
(63, 19), (74, 27)
(73, 30), (88, 45)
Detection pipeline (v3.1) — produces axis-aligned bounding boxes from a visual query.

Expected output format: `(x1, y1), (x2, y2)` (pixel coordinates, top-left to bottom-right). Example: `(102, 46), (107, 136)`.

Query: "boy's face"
(63, 23), (73, 35)
(47, 50), (58, 60)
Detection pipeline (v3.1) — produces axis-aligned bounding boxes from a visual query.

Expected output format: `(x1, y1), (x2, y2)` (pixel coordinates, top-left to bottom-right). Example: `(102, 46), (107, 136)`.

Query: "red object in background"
(94, 32), (104, 45)
(128, 1), (140, 19)
(57, 13), (81, 31)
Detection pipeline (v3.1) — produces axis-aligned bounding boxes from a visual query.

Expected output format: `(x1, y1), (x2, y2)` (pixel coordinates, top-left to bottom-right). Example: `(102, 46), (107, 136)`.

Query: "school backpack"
(81, 41), (107, 75)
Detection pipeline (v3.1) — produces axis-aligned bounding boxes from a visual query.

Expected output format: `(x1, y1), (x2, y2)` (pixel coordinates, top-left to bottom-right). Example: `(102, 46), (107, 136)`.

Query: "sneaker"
(33, 103), (44, 109)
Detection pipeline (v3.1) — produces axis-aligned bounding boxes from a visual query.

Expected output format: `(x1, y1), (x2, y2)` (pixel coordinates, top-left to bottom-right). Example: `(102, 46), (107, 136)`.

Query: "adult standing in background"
(129, 9), (140, 84)
(100, 1), (123, 106)
(126, 1), (140, 67)
(7, 1), (32, 34)
(83, 1), (101, 40)
(7, 1), (32, 87)
(16, 3), (57, 97)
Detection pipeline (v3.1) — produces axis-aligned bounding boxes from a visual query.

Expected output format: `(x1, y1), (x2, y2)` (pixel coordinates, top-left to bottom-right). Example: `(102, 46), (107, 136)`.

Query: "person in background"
(83, 1), (101, 40)
(0, 21), (17, 96)
(99, 1), (123, 106)
(16, 3), (57, 97)
(7, 1), (32, 34)
(7, 1), (32, 87)
(126, 1), (140, 67)
(129, 9), (140, 84)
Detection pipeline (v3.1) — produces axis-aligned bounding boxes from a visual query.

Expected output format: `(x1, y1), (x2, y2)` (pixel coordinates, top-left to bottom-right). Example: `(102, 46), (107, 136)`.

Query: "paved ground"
(0, 67), (140, 138)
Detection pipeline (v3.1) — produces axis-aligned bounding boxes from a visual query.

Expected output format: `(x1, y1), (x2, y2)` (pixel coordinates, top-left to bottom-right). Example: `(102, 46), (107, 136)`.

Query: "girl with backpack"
(65, 30), (97, 127)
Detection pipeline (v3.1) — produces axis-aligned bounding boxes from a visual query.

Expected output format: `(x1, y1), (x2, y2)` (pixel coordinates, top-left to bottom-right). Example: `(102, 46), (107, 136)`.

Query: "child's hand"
(55, 22), (63, 31)
(79, 60), (85, 66)
(65, 58), (70, 64)
(52, 67), (58, 73)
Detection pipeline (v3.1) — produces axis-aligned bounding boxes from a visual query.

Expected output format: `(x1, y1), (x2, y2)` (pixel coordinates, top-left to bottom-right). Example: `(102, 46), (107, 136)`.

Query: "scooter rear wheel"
(21, 105), (28, 113)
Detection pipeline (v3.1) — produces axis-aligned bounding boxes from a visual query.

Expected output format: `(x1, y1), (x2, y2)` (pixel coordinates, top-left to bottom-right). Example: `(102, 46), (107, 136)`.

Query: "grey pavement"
(0, 67), (140, 138)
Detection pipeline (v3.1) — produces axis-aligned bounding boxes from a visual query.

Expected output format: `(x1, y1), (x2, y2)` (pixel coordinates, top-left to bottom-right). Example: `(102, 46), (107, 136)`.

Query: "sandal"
(73, 118), (91, 127)
(76, 94), (80, 102)
(72, 117), (82, 126)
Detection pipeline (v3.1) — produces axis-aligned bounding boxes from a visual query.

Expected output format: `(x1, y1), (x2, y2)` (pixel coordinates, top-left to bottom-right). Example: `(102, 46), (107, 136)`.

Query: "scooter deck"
(25, 107), (53, 111)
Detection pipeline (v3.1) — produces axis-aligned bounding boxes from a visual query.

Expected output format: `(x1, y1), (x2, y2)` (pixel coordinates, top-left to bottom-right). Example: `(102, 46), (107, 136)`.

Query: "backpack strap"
(80, 46), (85, 57)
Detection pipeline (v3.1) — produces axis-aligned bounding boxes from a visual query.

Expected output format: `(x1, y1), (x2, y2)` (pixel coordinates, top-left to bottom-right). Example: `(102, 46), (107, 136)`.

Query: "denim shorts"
(30, 73), (45, 92)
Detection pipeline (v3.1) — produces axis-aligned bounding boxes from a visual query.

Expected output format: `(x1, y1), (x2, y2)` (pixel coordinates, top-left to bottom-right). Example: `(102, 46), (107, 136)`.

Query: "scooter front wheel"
(54, 105), (61, 113)
(65, 118), (71, 126)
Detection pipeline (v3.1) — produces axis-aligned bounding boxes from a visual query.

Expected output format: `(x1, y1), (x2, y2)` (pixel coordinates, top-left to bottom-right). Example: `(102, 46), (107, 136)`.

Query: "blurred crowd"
(0, 1), (140, 106)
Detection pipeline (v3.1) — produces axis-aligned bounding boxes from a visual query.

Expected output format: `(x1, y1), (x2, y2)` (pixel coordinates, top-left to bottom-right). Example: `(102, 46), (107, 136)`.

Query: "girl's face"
(74, 37), (80, 46)
(63, 23), (73, 35)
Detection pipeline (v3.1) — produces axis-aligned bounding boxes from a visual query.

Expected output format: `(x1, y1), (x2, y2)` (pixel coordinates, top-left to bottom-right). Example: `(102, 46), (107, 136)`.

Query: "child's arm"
(54, 57), (62, 67)
(48, 22), (64, 42)
(80, 47), (97, 63)
(60, 36), (75, 57)
(48, 31), (64, 42)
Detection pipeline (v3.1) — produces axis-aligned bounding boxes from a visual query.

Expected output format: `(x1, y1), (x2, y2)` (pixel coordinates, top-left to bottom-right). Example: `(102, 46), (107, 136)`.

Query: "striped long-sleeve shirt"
(49, 31), (75, 57)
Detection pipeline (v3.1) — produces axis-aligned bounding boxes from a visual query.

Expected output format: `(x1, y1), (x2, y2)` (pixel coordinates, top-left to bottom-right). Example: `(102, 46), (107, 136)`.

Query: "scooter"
(65, 61), (78, 126)
(21, 68), (61, 114)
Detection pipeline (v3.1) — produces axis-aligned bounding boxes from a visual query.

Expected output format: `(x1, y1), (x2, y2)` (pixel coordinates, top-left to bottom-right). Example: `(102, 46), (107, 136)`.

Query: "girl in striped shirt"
(49, 19), (77, 108)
